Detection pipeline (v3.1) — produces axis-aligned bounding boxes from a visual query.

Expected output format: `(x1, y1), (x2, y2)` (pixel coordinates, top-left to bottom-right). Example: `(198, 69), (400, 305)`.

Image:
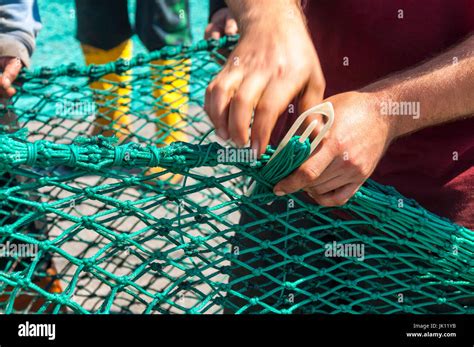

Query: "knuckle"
(299, 166), (319, 183)
(205, 82), (215, 96)
(211, 83), (227, 97)
(255, 100), (273, 115)
(229, 127), (247, 145)
(233, 91), (251, 106)
(349, 159), (370, 177)
(310, 185), (324, 195)
(332, 135), (347, 153)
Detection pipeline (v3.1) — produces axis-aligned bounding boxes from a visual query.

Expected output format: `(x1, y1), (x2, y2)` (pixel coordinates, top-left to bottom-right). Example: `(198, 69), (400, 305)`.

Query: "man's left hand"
(273, 91), (396, 206)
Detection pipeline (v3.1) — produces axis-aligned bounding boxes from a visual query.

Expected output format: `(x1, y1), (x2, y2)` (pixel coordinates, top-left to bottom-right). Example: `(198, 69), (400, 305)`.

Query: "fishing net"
(0, 36), (472, 314)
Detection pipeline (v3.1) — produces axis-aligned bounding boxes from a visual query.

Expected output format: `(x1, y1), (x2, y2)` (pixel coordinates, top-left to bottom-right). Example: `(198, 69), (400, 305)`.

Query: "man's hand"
(274, 33), (474, 207)
(205, 0), (325, 154)
(0, 56), (22, 97)
(274, 92), (395, 206)
(205, 8), (238, 40)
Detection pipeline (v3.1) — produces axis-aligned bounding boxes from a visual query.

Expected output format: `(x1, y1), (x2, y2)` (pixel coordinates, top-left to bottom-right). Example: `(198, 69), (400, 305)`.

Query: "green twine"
(0, 37), (472, 315)
(251, 136), (311, 202)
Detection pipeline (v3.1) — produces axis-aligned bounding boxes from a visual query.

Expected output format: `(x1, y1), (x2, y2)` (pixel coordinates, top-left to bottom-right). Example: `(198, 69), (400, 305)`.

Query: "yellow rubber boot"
(147, 58), (190, 185)
(82, 39), (133, 141)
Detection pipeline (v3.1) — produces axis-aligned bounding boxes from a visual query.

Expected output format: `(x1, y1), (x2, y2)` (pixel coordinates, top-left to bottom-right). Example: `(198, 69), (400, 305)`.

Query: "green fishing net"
(0, 36), (472, 314)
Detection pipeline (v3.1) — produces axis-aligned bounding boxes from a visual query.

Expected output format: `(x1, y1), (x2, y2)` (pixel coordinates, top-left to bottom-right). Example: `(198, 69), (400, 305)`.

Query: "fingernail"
(216, 128), (228, 140)
(251, 140), (260, 158)
(274, 190), (286, 196)
(3, 77), (11, 88)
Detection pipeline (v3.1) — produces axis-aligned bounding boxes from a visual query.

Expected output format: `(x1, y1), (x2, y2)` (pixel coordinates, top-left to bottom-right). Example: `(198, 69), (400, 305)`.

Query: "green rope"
(251, 136), (311, 201)
(0, 37), (472, 314)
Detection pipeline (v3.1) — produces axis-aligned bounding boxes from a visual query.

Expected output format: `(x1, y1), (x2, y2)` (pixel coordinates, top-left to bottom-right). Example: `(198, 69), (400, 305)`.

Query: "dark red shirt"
(273, 0), (474, 229)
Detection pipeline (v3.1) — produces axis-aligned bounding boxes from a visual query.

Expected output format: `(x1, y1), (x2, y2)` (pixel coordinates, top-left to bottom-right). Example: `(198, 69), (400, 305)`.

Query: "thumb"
(1, 57), (22, 97)
(2, 57), (22, 83)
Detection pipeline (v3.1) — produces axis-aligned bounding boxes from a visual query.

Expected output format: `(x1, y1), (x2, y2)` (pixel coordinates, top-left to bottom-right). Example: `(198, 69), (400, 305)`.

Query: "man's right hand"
(204, 0), (325, 155)
(0, 56), (23, 97)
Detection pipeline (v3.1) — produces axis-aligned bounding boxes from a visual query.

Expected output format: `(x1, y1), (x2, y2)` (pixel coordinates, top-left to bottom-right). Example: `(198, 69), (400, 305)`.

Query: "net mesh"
(0, 36), (472, 314)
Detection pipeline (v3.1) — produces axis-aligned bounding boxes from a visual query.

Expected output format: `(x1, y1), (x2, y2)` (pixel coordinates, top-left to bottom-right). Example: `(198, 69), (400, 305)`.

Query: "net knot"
(370, 292), (381, 300)
(339, 305), (350, 313)
(25, 142), (38, 166)
(68, 144), (79, 166)
(37, 202), (49, 213)
(15, 276), (29, 290)
(117, 275), (130, 285)
(0, 225), (13, 235)
(148, 146), (161, 167)
(83, 187), (96, 199)
(54, 295), (69, 306)
(81, 216), (95, 229)
(113, 146), (127, 167)
(249, 298), (259, 306)
(120, 200), (134, 214)
(311, 294), (320, 302)
(292, 256), (304, 264)
(114, 234), (129, 248)
(82, 258), (94, 270)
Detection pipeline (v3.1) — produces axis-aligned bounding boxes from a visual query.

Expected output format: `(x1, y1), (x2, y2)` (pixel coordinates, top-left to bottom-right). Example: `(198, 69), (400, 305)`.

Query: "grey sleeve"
(0, 0), (42, 67)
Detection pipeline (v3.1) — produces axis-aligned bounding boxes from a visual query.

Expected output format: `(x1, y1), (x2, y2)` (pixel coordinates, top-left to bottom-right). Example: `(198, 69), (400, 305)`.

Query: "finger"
(4, 86), (16, 97)
(304, 156), (349, 187)
(2, 57), (22, 84)
(251, 77), (304, 155)
(204, 24), (216, 39)
(298, 73), (325, 113)
(273, 143), (335, 195)
(305, 173), (349, 195)
(0, 84), (15, 97)
(210, 30), (221, 40)
(228, 74), (268, 147)
(297, 70), (325, 137)
(1, 57), (21, 97)
(224, 17), (238, 35)
(205, 67), (243, 139)
(308, 182), (360, 207)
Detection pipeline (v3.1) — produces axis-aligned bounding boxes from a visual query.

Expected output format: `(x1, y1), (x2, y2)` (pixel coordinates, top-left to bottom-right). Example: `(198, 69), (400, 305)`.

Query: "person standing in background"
(75, 0), (193, 184)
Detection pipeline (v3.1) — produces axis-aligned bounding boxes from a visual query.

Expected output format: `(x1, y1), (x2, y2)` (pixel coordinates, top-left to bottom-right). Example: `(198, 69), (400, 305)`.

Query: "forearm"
(225, 0), (303, 32)
(362, 34), (474, 139)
